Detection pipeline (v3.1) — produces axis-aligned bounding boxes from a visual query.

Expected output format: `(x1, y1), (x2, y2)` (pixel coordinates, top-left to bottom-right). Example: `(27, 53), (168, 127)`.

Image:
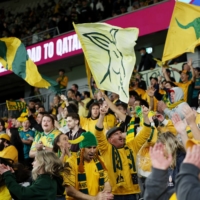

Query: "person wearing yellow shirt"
(56, 69), (68, 89)
(63, 131), (113, 200)
(29, 114), (60, 158)
(78, 91), (91, 117)
(163, 60), (195, 106)
(94, 105), (154, 199)
(0, 134), (18, 163)
(129, 78), (147, 100)
(80, 102), (116, 134)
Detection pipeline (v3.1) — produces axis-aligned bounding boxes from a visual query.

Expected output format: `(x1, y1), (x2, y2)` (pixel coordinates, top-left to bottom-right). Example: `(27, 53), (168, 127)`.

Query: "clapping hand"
(0, 164), (14, 175)
(183, 145), (200, 169)
(171, 113), (187, 135)
(150, 143), (172, 170)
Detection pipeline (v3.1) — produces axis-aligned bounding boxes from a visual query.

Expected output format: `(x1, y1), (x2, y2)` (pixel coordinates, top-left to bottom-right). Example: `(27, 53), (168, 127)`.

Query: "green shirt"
(3, 171), (63, 200)
(19, 130), (35, 159)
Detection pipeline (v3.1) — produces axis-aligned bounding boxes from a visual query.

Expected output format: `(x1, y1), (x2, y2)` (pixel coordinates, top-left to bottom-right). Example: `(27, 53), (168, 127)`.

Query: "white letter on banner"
(27, 49), (31, 59)
(68, 36), (73, 52)
(43, 43), (48, 59)
(56, 39), (62, 56)
(78, 39), (82, 49)
(62, 37), (68, 54)
(35, 46), (41, 62)
(48, 42), (54, 58)
(72, 34), (78, 51)
(31, 47), (36, 62)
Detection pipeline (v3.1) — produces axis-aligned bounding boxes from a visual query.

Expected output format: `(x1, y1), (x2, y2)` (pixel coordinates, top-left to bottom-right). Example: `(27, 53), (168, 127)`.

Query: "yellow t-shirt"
(80, 117), (98, 134)
(80, 115), (116, 134)
(78, 98), (91, 117)
(130, 88), (147, 100)
(63, 154), (108, 200)
(175, 80), (193, 102)
(0, 145), (18, 163)
(157, 120), (177, 136)
(94, 124), (152, 195)
(58, 76), (68, 88)
(0, 185), (12, 200)
(31, 129), (61, 151)
(103, 114), (117, 132)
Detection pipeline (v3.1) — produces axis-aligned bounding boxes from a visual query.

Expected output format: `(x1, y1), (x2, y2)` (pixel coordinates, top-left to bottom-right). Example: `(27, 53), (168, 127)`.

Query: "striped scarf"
(112, 145), (138, 187)
(126, 117), (135, 143)
(77, 156), (105, 194)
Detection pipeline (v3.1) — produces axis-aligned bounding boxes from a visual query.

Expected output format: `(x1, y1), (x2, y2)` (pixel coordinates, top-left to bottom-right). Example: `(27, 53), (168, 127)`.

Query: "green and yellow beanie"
(69, 131), (98, 148)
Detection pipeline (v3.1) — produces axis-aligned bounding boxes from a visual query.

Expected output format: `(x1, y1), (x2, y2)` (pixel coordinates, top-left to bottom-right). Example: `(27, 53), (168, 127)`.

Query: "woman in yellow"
(80, 102), (116, 134)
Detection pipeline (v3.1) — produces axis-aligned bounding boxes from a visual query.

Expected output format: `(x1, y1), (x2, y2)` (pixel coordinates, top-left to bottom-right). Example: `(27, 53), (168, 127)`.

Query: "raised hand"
(150, 143), (172, 170)
(183, 145), (200, 169)
(60, 94), (67, 101)
(146, 87), (156, 98)
(187, 58), (192, 67)
(171, 113), (187, 134)
(0, 164), (13, 175)
(182, 104), (196, 125)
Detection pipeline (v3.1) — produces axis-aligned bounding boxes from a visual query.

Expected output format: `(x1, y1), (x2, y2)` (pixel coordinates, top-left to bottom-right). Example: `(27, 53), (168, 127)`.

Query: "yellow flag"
(73, 23), (139, 103)
(162, 2), (200, 62)
(0, 37), (50, 88)
(6, 100), (26, 110)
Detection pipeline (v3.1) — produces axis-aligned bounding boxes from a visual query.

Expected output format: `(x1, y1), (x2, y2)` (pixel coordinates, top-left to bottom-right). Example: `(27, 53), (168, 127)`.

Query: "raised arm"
(130, 106), (154, 153)
(171, 113), (188, 149)
(188, 59), (196, 83)
(101, 92), (126, 122)
(162, 67), (171, 82)
(182, 104), (200, 140)
(94, 104), (110, 154)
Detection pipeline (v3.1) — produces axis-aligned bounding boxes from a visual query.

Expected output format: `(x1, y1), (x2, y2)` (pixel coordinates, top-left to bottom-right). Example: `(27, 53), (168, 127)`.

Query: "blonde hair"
(32, 151), (63, 180)
(157, 132), (185, 169)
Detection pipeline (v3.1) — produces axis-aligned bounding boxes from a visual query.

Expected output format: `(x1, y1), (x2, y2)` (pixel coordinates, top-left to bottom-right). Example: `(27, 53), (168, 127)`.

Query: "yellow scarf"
(168, 99), (184, 110)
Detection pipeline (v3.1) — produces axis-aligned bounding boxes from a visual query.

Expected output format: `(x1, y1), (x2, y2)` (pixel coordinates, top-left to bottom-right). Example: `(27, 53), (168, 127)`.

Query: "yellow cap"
(0, 133), (10, 141)
(186, 139), (200, 149)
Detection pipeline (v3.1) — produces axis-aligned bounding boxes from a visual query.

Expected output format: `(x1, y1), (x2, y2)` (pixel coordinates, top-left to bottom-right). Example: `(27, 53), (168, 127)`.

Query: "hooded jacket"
(164, 87), (188, 120)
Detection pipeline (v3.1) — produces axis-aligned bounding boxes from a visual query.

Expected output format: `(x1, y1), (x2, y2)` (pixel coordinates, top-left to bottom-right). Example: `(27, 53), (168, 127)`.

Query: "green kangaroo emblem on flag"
(176, 17), (200, 39)
(83, 29), (127, 97)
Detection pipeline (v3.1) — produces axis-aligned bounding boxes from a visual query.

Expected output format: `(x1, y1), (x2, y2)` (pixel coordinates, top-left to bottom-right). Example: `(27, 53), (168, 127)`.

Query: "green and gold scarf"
(77, 156), (105, 194)
(126, 117), (135, 143)
(112, 145), (138, 187)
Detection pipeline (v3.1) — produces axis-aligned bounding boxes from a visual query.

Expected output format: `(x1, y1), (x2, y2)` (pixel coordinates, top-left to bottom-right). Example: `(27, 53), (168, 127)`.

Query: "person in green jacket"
(0, 151), (65, 200)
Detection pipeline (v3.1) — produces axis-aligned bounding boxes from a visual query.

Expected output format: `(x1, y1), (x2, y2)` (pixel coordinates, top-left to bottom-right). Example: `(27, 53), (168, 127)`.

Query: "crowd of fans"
(0, 0), (163, 45)
(0, 56), (200, 199)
